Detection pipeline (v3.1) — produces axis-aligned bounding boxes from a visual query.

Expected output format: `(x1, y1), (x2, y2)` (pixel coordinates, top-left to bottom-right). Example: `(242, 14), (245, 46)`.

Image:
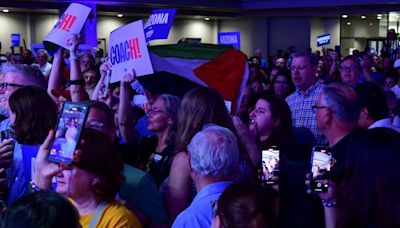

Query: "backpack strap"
(88, 201), (109, 228)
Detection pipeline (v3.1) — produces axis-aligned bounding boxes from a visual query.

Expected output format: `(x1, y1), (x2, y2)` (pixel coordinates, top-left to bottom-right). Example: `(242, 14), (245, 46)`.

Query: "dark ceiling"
(2, 0), (400, 18)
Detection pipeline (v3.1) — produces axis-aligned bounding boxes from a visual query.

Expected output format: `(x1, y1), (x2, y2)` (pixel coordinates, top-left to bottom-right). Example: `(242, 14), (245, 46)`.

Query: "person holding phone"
(310, 128), (400, 228)
(33, 128), (142, 228)
(233, 94), (325, 228)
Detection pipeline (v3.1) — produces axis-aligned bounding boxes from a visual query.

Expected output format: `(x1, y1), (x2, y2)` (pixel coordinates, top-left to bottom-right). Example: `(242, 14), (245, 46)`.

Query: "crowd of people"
(0, 28), (398, 228)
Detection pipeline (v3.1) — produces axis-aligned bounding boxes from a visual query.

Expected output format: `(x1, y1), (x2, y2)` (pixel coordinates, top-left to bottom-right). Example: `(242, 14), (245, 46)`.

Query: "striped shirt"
(286, 81), (327, 145)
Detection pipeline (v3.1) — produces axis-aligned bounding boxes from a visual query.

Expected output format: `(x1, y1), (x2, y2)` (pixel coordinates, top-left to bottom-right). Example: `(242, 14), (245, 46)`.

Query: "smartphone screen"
(310, 146), (332, 192)
(334, 45), (341, 56)
(0, 129), (14, 142)
(48, 101), (89, 165)
(260, 146), (279, 185)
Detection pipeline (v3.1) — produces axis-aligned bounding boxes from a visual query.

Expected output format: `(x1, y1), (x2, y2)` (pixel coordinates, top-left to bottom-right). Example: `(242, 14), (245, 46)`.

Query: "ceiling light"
(204, 17), (210, 21)
(361, 15), (366, 19)
(2, 9), (9, 13)
(117, 13), (123, 18)
(347, 22), (351, 25)
(377, 14), (382, 17)
(342, 14), (348, 18)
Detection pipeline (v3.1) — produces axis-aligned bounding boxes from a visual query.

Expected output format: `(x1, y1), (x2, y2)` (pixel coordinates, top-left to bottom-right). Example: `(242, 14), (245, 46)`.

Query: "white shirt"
(32, 62), (52, 77)
(391, 85), (400, 99)
(368, 117), (400, 133)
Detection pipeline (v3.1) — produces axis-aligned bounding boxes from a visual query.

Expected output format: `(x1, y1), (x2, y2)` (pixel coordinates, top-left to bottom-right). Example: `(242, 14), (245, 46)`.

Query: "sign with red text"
(109, 20), (154, 83)
(43, 3), (91, 54)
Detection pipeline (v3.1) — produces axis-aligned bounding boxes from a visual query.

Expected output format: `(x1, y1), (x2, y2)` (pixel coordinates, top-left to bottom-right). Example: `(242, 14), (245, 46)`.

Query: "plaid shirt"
(286, 81), (327, 145)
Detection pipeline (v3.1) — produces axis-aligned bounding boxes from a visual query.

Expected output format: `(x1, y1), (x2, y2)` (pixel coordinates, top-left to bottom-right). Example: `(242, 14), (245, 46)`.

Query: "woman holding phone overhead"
(233, 94), (325, 228)
(32, 128), (142, 228)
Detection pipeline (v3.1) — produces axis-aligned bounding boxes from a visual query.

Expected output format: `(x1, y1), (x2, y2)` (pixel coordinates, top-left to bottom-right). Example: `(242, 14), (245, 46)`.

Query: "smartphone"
(334, 45), (341, 57)
(47, 101), (89, 165)
(260, 146), (280, 185)
(310, 146), (333, 192)
(0, 129), (14, 142)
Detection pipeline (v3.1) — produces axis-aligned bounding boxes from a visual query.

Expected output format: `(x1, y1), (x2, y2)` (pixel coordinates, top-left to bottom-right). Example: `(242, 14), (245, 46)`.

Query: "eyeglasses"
(290, 65), (307, 71)
(0, 82), (24, 90)
(86, 120), (105, 131)
(312, 105), (328, 113)
(339, 65), (358, 72)
(148, 107), (166, 114)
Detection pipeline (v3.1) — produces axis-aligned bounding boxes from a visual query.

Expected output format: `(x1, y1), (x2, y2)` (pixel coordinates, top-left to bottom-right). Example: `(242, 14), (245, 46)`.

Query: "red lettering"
(135, 38), (141, 58)
(66, 15), (77, 32)
(129, 39), (136, 59)
(57, 14), (77, 32)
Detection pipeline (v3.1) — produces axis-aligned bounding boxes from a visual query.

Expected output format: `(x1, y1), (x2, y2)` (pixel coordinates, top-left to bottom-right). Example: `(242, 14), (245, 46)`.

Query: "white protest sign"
(43, 3), (91, 54)
(109, 20), (154, 83)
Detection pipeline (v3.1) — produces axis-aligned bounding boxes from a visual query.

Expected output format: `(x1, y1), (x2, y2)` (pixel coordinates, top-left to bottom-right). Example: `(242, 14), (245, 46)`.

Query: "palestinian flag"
(136, 43), (249, 113)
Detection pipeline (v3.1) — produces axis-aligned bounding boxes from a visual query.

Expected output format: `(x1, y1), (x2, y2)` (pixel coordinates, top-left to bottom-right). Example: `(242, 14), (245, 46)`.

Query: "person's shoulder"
(285, 91), (297, 103)
(171, 207), (195, 228)
(100, 200), (142, 228)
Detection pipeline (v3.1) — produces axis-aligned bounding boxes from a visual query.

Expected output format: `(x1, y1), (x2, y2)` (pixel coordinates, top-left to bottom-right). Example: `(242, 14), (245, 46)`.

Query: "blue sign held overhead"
(144, 8), (176, 42)
(11, 34), (20, 47)
(317, 34), (330, 47)
(218, 32), (241, 50)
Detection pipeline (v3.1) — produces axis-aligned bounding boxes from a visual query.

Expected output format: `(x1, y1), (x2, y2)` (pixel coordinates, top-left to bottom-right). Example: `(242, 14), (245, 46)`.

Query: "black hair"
(9, 86), (57, 145)
(355, 82), (389, 122)
(0, 191), (79, 228)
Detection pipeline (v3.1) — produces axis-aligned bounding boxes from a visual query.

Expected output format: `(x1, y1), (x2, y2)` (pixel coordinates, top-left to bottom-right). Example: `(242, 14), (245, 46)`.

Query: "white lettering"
(146, 13), (169, 27)
(220, 35), (238, 44)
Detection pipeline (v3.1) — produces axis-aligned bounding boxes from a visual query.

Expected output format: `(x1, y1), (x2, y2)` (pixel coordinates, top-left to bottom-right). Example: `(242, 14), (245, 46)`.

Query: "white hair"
(188, 124), (239, 179)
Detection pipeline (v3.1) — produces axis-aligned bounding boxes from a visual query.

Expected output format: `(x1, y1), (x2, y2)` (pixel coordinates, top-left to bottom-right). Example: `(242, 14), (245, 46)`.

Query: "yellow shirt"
(79, 200), (142, 228)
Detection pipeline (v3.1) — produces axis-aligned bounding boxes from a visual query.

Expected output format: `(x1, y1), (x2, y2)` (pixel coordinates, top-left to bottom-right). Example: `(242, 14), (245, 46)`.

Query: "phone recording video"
(47, 101), (89, 165)
(259, 146), (280, 185)
(310, 146), (333, 192)
(0, 129), (14, 142)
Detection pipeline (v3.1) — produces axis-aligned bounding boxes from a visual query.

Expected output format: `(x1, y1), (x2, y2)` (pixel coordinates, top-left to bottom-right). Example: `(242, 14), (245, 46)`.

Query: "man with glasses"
(339, 56), (364, 87)
(285, 53), (326, 145)
(314, 82), (362, 185)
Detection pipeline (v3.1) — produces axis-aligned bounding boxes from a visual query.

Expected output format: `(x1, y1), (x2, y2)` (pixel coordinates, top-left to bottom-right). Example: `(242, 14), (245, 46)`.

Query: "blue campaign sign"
(144, 8), (176, 42)
(317, 34), (330, 47)
(11, 34), (20, 47)
(218, 32), (241, 50)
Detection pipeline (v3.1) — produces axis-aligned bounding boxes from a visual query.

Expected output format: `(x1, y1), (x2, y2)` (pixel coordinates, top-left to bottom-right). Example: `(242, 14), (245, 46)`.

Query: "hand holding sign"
(108, 20), (153, 83)
(65, 34), (80, 54)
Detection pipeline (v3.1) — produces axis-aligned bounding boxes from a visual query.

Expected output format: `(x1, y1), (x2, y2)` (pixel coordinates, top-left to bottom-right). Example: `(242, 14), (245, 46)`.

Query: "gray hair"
(1, 64), (46, 89)
(157, 94), (181, 145)
(188, 124), (239, 179)
(37, 49), (49, 59)
(320, 82), (360, 122)
(157, 94), (181, 124)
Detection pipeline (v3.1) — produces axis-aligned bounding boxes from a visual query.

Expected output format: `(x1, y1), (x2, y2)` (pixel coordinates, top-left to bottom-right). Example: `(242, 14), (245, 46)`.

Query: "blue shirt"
(172, 181), (233, 228)
(286, 81), (327, 145)
(0, 118), (42, 205)
(7, 144), (40, 205)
